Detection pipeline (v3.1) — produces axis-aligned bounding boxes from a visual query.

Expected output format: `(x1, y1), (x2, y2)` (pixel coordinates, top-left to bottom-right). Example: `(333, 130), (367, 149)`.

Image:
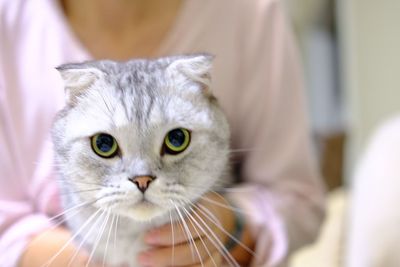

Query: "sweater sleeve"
(0, 2), (60, 265)
(0, 92), (60, 266)
(227, 1), (326, 265)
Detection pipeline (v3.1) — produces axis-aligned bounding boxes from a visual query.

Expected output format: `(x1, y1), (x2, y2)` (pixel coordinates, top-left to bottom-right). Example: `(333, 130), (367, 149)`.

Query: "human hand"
(19, 227), (103, 267)
(137, 192), (245, 267)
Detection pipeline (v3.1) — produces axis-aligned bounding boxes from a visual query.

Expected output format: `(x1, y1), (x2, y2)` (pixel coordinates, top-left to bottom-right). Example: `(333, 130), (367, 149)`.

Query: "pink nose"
(129, 175), (155, 193)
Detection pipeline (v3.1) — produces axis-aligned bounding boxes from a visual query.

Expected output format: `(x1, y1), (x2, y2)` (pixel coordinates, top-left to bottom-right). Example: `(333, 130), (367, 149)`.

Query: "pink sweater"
(0, 0), (325, 266)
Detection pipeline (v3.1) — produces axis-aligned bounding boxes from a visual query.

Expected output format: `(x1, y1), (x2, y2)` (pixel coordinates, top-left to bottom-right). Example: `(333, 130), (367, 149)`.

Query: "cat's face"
(52, 55), (230, 222)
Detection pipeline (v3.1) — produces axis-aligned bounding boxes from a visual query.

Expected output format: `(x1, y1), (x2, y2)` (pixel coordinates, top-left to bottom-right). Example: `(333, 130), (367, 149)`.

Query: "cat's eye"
(91, 133), (119, 158)
(163, 128), (191, 155)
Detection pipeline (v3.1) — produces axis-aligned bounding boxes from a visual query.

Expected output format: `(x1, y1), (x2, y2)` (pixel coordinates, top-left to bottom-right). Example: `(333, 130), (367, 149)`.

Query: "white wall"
(337, 0), (400, 177)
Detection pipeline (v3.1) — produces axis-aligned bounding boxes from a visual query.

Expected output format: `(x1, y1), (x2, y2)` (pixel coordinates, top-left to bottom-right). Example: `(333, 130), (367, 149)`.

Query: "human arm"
(19, 228), (101, 267)
(0, 82), (97, 267)
(0, 11), (92, 265)
(225, 0), (326, 265)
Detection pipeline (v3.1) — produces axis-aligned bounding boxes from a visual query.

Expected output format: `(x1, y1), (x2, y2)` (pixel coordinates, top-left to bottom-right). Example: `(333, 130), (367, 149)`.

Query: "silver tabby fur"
(52, 54), (230, 266)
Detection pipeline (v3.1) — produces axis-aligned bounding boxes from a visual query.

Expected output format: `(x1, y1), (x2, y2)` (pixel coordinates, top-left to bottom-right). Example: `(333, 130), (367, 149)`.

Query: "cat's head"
(52, 54), (230, 222)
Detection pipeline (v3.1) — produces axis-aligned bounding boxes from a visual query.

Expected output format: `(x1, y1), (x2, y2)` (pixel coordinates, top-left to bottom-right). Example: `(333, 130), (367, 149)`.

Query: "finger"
(145, 215), (209, 246)
(138, 235), (222, 266)
(186, 250), (223, 267)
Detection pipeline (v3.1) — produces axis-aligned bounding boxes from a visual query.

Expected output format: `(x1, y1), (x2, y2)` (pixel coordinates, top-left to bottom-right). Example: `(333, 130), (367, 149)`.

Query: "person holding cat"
(0, 0), (325, 266)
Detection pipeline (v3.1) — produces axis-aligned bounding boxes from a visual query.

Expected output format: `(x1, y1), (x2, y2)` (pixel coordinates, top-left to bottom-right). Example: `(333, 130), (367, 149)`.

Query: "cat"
(51, 54), (231, 266)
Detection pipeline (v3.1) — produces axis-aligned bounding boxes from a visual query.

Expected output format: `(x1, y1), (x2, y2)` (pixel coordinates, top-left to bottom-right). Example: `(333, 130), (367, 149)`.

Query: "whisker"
(86, 209), (111, 267)
(58, 188), (103, 196)
(199, 195), (251, 216)
(178, 204), (203, 265)
(48, 200), (95, 223)
(114, 214), (120, 251)
(172, 201), (199, 262)
(175, 209), (195, 256)
(41, 208), (102, 267)
(196, 203), (256, 259)
(180, 201), (240, 267)
(196, 203), (221, 227)
(28, 200), (96, 250)
(169, 210), (175, 267)
(103, 213), (115, 267)
(186, 203), (240, 267)
(180, 205), (217, 267)
(67, 208), (107, 267)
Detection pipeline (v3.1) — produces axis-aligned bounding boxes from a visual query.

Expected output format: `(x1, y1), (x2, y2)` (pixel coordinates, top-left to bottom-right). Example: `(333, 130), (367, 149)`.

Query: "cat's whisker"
(196, 203), (257, 259)
(172, 201), (199, 262)
(186, 204), (240, 267)
(67, 208), (106, 267)
(189, 194), (257, 258)
(179, 182), (225, 193)
(42, 208), (103, 267)
(169, 210), (175, 267)
(180, 204), (218, 267)
(103, 213), (115, 267)
(199, 195), (251, 216)
(174, 207), (193, 257)
(178, 199), (237, 267)
(196, 203), (221, 227)
(208, 190), (230, 200)
(86, 209), (111, 267)
(170, 201), (194, 257)
(58, 188), (103, 196)
(28, 200), (95, 251)
(50, 199), (98, 222)
(179, 210), (203, 266)
(113, 214), (120, 251)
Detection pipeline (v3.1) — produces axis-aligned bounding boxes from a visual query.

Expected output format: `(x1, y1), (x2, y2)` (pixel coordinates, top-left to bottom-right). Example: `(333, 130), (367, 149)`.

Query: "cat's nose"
(129, 175), (155, 193)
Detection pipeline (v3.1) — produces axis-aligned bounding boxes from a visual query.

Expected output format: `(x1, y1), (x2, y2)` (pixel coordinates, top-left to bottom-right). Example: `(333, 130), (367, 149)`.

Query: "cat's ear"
(56, 64), (104, 103)
(167, 54), (214, 91)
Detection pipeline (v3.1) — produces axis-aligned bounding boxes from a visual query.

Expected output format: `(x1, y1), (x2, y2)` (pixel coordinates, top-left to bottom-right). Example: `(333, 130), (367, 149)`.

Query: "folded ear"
(167, 54), (214, 91)
(56, 64), (104, 104)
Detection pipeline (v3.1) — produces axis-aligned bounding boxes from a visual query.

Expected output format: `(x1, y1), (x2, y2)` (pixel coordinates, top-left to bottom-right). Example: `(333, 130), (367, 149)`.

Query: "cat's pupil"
(168, 129), (185, 147)
(96, 134), (114, 152)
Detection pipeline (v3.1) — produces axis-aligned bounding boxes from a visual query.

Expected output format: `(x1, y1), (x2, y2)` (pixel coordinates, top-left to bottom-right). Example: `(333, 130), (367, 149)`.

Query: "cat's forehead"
(75, 80), (211, 135)
(62, 56), (215, 138)
(112, 65), (165, 89)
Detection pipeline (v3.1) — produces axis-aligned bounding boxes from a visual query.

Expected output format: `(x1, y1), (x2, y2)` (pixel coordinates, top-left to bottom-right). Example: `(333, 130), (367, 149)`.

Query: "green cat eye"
(91, 133), (119, 158)
(164, 128), (191, 155)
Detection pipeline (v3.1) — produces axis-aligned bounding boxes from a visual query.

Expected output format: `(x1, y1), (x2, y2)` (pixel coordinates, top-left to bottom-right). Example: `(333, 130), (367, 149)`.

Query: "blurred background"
(282, 0), (400, 266)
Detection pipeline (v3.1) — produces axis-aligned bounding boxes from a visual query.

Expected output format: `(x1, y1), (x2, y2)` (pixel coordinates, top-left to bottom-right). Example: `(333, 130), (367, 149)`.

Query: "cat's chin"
(117, 200), (167, 222)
